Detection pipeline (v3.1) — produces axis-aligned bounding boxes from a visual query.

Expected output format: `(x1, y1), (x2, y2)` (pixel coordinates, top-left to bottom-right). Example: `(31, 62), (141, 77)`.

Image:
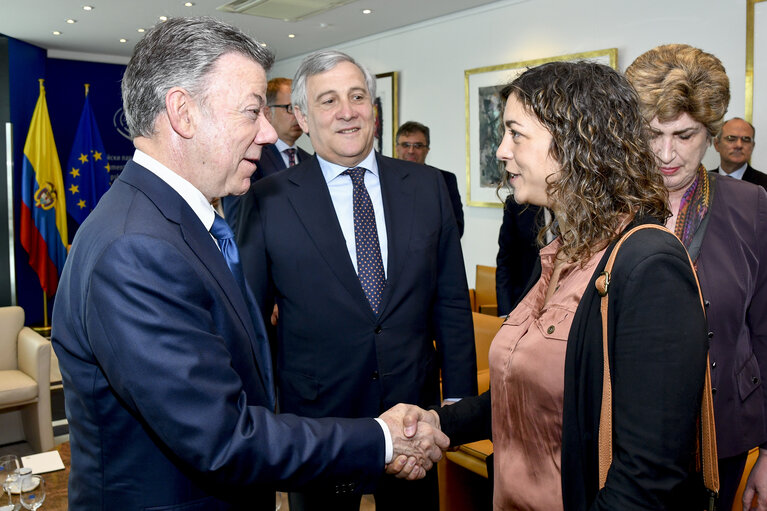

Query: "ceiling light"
(137, 28), (145, 33)
(288, 34), (295, 38)
(119, 38), (128, 43)
(66, 19), (77, 24)
(184, 2), (194, 6)
(362, 9), (372, 14)
(82, 5), (93, 11)
(159, 16), (168, 21)
(52, 31), (62, 36)
(260, 42), (267, 47)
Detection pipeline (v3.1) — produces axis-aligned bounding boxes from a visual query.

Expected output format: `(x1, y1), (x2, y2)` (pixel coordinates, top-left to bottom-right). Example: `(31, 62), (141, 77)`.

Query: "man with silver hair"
(238, 50), (477, 510)
(52, 18), (447, 511)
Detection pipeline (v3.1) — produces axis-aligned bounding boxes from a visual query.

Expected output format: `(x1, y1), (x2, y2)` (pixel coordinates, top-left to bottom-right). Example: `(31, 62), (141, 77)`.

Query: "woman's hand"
(744, 449), (767, 510)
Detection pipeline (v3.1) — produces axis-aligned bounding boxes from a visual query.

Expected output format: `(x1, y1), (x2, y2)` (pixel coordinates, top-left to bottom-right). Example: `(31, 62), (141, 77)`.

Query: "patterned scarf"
(674, 165), (710, 249)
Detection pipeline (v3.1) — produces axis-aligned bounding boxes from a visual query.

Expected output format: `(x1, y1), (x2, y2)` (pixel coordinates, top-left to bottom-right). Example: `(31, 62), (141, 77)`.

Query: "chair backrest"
(475, 265), (497, 311)
(0, 306), (25, 371)
(473, 312), (504, 394)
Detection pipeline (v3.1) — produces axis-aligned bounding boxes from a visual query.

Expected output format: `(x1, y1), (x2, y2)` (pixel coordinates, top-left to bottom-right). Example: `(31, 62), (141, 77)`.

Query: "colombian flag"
(20, 80), (68, 297)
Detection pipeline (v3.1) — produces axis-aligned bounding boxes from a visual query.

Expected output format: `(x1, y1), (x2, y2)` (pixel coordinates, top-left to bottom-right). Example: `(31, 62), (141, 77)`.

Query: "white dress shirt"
(318, 150), (389, 276)
(718, 162), (747, 180)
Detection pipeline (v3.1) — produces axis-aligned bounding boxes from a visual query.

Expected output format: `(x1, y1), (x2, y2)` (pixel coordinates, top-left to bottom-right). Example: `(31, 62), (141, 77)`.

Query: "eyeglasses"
(269, 104), (294, 114)
(722, 135), (754, 144)
(397, 142), (429, 150)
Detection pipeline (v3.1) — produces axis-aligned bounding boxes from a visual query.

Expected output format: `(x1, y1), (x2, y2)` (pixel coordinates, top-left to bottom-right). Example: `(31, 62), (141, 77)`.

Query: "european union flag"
(64, 84), (110, 226)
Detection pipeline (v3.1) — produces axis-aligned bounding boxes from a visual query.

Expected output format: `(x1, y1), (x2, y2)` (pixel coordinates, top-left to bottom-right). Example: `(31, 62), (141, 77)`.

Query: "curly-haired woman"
(627, 44), (767, 511)
(432, 60), (709, 510)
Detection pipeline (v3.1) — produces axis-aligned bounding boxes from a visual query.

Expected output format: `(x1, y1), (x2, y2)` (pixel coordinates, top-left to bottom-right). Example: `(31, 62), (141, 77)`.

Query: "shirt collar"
(274, 138), (296, 153)
(132, 149), (216, 231)
(317, 149), (378, 184)
(720, 162), (748, 180)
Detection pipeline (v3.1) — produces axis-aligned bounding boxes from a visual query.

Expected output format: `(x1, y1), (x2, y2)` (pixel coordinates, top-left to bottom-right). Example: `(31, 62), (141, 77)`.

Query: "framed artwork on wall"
(464, 48), (618, 207)
(375, 71), (399, 157)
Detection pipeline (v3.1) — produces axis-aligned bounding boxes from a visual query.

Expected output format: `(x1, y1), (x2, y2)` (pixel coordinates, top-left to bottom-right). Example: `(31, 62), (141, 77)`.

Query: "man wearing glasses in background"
(224, 77), (311, 232)
(713, 117), (767, 190)
(395, 122), (464, 237)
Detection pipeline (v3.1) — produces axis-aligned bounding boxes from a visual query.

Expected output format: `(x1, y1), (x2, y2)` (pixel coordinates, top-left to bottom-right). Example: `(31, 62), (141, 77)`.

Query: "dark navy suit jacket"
(223, 143), (311, 233)
(51, 160), (384, 510)
(237, 153), (477, 420)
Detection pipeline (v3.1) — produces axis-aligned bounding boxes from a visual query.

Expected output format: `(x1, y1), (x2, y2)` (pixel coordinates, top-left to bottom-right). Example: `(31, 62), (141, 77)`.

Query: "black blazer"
(744, 164), (767, 190)
(222, 143), (311, 233)
(436, 168), (465, 238)
(495, 197), (540, 315)
(238, 153), (477, 419)
(438, 220), (708, 510)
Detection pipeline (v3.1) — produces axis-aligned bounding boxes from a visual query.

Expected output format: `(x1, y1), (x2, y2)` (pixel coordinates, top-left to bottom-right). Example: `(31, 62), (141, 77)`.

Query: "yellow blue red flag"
(20, 80), (68, 296)
(64, 84), (110, 225)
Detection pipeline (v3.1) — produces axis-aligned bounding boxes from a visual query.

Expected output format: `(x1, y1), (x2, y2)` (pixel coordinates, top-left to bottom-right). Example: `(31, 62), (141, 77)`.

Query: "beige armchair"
(0, 306), (54, 452)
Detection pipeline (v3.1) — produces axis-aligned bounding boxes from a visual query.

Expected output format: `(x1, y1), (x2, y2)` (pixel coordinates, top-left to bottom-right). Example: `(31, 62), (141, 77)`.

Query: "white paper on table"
(20, 451), (65, 474)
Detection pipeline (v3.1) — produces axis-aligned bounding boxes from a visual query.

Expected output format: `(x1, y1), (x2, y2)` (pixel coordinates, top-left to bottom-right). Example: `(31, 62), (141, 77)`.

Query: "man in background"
(395, 121), (465, 237)
(223, 77), (311, 232)
(238, 50), (476, 510)
(713, 117), (767, 190)
(51, 17), (446, 510)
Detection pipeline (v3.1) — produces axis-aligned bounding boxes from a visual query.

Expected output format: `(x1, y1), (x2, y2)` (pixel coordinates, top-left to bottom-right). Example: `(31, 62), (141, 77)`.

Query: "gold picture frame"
(464, 48), (618, 208)
(375, 72), (399, 157)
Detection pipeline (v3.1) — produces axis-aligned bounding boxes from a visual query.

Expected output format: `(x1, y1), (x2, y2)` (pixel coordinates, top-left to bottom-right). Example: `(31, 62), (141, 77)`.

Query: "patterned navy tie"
(285, 148), (297, 167)
(342, 167), (386, 313)
(209, 213), (275, 408)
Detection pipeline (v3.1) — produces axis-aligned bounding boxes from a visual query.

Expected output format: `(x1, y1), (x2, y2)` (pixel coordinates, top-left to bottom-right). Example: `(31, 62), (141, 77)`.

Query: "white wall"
(270, 0), (751, 287)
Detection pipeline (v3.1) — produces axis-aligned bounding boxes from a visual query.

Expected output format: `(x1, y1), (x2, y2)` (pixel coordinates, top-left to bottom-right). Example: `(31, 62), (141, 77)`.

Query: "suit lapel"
(285, 157), (372, 313)
(120, 161), (274, 403)
(377, 154), (415, 316)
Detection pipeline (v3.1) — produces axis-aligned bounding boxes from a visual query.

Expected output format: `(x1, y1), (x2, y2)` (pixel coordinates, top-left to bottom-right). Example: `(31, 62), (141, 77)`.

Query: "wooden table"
(44, 442), (69, 511)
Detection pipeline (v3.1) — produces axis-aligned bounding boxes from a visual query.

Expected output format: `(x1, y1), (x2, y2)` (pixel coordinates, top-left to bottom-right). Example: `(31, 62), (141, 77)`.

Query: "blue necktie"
(210, 214), (275, 408)
(343, 167), (386, 314)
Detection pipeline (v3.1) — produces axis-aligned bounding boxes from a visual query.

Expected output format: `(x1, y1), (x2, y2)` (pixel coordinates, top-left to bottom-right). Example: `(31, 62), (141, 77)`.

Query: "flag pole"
(43, 293), (48, 327)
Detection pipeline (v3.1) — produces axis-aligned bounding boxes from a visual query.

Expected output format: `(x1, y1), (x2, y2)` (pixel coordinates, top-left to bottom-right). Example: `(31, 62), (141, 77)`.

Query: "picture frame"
(375, 71), (399, 157)
(464, 48), (618, 208)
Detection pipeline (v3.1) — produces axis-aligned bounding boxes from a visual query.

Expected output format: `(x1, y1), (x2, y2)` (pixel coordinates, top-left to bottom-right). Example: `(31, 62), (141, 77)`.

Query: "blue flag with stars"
(64, 87), (110, 226)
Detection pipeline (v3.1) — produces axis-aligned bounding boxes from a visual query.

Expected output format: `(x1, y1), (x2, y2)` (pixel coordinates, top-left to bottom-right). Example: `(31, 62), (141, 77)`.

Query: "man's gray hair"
(121, 16), (274, 139)
(291, 50), (376, 114)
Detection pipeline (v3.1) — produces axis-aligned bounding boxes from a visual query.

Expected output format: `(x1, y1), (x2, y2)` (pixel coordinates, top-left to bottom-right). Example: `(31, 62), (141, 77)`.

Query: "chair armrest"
(477, 304), (498, 316)
(17, 327), (51, 385)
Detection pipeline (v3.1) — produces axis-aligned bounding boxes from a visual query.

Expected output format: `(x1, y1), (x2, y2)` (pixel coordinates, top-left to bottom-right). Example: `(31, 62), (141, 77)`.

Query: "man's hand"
(379, 403), (448, 480)
(744, 448), (767, 510)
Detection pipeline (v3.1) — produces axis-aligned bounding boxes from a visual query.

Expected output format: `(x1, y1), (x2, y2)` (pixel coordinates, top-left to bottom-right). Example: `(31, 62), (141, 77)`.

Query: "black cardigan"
(438, 220), (708, 510)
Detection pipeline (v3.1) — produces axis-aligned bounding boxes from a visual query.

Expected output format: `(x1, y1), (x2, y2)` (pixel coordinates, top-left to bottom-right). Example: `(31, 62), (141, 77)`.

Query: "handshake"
(378, 403), (450, 481)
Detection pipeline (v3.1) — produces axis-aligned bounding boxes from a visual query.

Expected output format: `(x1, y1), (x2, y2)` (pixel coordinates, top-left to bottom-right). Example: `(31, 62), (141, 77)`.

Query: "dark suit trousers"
(288, 470), (438, 511)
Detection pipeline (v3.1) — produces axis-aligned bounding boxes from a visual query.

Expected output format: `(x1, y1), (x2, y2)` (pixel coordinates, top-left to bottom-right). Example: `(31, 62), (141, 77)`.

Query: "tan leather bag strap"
(596, 224), (719, 496)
